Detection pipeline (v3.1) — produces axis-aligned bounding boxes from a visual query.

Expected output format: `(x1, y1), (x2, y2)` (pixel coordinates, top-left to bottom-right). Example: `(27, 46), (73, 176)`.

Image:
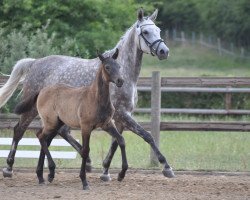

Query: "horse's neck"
(91, 66), (111, 105)
(117, 27), (143, 84)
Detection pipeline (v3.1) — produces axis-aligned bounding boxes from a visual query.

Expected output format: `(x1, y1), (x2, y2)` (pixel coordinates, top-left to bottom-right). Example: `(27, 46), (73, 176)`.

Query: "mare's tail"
(14, 93), (39, 115)
(0, 58), (36, 108)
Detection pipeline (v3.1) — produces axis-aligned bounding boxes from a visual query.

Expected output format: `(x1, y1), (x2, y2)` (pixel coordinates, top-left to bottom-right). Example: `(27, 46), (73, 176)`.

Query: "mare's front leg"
(3, 108), (38, 178)
(120, 112), (175, 178)
(79, 130), (91, 190)
(103, 112), (175, 178)
(36, 129), (56, 183)
(102, 121), (128, 182)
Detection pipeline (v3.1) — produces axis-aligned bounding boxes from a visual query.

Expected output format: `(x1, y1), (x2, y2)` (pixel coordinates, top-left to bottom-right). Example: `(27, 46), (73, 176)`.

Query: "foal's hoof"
(83, 185), (90, 190)
(117, 174), (124, 182)
(38, 177), (45, 184)
(100, 173), (111, 182)
(2, 168), (13, 178)
(162, 167), (175, 178)
(38, 180), (46, 185)
(48, 175), (54, 183)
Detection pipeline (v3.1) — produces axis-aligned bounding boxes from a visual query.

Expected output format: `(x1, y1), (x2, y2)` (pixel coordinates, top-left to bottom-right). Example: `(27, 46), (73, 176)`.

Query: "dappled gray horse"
(0, 8), (175, 180)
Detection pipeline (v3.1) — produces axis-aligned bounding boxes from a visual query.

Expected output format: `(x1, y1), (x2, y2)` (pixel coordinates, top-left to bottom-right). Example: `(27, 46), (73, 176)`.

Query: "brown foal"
(15, 49), (128, 190)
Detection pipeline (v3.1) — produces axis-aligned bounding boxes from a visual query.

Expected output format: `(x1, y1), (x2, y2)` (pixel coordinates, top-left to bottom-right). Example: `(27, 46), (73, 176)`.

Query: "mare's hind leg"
(3, 108), (38, 178)
(36, 130), (58, 184)
(100, 123), (124, 182)
(102, 121), (128, 182)
(57, 125), (92, 172)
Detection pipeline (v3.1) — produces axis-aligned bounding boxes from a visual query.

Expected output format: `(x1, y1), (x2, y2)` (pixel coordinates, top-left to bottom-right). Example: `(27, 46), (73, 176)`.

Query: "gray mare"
(0, 9), (175, 180)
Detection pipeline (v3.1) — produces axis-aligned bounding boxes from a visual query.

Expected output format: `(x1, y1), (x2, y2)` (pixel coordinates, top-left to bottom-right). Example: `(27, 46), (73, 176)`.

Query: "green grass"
(0, 129), (249, 171)
(141, 43), (250, 77)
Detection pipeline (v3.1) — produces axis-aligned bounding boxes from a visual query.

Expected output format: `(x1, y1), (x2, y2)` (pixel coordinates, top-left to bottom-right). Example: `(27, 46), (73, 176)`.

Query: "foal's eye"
(143, 30), (149, 35)
(105, 65), (110, 71)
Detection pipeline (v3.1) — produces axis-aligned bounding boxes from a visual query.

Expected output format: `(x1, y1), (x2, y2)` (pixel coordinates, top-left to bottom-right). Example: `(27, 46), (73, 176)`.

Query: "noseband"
(137, 23), (165, 56)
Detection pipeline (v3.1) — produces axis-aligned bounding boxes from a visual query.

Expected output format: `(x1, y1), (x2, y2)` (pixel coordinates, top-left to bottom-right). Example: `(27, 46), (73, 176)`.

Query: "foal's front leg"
(79, 131), (91, 190)
(103, 121), (128, 181)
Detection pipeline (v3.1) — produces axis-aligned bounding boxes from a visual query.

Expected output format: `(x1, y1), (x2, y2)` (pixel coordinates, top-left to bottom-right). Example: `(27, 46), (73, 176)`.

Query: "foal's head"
(98, 48), (124, 87)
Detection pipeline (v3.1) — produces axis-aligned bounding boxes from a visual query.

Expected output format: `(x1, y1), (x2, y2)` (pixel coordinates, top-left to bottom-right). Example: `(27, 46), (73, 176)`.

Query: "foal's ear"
(149, 9), (158, 21)
(138, 8), (144, 21)
(97, 50), (105, 62)
(112, 48), (119, 60)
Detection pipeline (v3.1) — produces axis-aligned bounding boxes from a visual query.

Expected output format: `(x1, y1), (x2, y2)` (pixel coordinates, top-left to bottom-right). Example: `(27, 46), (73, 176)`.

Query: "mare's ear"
(112, 48), (119, 60)
(98, 54), (105, 62)
(149, 9), (158, 21)
(138, 8), (144, 21)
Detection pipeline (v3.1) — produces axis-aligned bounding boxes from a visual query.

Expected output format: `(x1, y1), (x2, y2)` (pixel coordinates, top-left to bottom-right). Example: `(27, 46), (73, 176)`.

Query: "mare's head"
(98, 48), (124, 87)
(135, 8), (169, 60)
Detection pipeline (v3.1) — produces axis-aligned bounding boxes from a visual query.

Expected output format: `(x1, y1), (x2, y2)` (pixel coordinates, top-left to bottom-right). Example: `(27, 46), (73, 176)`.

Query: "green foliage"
(158, 0), (250, 47)
(0, 0), (148, 56)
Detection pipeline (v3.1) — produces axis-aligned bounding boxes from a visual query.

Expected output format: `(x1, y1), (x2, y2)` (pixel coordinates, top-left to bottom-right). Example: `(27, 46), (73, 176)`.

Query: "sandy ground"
(0, 169), (249, 200)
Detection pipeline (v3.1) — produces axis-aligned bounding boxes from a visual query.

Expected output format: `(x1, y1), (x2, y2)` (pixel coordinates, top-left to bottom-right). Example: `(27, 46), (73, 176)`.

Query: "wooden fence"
(167, 29), (250, 59)
(1, 74), (250, 165)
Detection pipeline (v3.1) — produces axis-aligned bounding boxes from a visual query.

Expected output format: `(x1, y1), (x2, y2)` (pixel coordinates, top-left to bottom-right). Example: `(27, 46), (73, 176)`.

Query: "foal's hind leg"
(3, 108), (38, 178)
(36, 129), (57, 184)
(36, 130), (58, 184)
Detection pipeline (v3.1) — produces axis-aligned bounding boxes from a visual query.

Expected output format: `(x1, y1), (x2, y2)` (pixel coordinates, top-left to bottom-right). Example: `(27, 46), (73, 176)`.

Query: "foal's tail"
(14, 93), (39, 115)
(0, 58), (36, 108)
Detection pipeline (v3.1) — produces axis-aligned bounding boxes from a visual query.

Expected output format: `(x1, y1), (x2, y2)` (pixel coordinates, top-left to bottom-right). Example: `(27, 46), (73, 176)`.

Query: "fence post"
(173, 29), (176, 41)
(217, 38), (222, 56)
(200, 33), (203, 47)
(192, 32), (195, 45)
(241, 47), (245, 58)
(165, 30), (169, 41)
(181, 31), (186, 46)
(150, 71), (161, 166)
(225, 86), (232, 110)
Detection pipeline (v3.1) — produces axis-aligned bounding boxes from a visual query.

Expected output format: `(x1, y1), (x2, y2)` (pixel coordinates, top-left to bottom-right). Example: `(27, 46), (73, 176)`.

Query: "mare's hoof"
(48, 175), (54, 183)
(86, 163), (92, 173)
(2, 168), (13, 178)
(100, 173), (111, 182)
(83, 185), (90, 190)
(162, 167), (175, 178)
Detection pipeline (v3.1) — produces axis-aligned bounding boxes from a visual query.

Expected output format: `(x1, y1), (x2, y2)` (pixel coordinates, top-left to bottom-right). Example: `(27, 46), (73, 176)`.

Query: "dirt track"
(0, 169), (249, 200)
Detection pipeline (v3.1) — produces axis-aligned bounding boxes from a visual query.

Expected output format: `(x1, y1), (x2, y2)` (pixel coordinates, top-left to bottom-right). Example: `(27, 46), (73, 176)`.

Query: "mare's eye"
(143, 30), (148, 35)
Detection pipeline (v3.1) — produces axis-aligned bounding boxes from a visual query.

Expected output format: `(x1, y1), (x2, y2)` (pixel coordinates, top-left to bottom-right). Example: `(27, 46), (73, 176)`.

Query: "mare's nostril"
(160, 49), (165, 55)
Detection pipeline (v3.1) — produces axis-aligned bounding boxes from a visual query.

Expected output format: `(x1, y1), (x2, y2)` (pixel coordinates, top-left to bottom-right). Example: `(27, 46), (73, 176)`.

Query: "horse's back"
(23, 55), (99, 95)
